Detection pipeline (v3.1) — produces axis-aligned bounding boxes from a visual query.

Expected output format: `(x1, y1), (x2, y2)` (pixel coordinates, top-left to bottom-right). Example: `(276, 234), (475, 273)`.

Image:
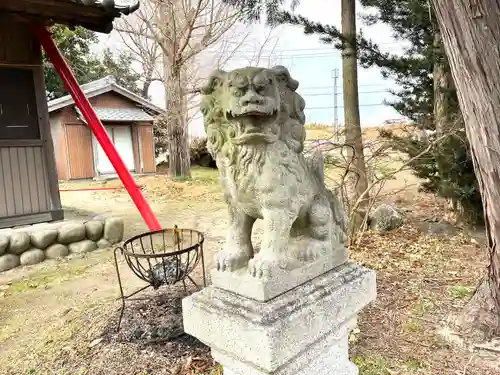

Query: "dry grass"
(304, 123), (412, 142)
(1, 150), (499, 374)
(349, 195), (491, 374)
(59, 166), (221, 204)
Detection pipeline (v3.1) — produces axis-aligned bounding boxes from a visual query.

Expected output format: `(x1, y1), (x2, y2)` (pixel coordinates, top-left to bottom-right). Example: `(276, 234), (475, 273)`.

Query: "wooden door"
(138, 126), (155, 173)
(65, 124), (94, 179)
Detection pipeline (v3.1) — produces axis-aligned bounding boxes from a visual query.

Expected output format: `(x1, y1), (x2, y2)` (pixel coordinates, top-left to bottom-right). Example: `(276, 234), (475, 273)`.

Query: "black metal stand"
(112, 228), (207, 333)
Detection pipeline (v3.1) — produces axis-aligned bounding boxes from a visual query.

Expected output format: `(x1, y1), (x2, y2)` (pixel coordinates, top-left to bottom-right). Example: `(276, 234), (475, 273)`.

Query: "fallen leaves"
(89, 337), (103, 348)
(171, 356), (218, 375)
(350, 193), (492, 374)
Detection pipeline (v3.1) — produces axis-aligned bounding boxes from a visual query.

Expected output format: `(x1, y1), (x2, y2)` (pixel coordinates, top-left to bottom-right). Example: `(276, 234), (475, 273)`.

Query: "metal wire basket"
(113, 226), (206, 331)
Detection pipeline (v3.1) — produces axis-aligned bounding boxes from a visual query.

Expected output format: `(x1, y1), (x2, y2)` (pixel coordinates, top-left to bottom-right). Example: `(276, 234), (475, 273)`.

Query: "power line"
(279, 42), (401, 51)
(301, 90), (389, 97)
(299, 83), (391, 90)
(220, 43), (403, 54)
(304, 104), (387, 110)
(229, 50), (403, 60)
(336, 89), (390, 95)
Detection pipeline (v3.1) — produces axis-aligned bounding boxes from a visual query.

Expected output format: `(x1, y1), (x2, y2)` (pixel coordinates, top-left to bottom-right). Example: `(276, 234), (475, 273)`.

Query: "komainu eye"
(253, 72), (268, 90)
(229, 73), (247, 89)
(232, 89), (243, 97)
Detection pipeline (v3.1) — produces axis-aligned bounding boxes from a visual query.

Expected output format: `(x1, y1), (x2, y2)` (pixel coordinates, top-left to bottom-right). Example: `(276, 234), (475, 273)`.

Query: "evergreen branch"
(267, 10), (419, 72)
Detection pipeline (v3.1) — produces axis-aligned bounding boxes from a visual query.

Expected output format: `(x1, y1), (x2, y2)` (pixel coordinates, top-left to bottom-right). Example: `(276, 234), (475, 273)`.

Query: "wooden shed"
(0, 0), (139, 229)
(48, 76), (163, 180)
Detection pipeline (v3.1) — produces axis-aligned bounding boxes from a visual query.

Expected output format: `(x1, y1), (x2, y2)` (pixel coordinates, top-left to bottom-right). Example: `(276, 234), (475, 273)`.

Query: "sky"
(98, 0), (410, 137)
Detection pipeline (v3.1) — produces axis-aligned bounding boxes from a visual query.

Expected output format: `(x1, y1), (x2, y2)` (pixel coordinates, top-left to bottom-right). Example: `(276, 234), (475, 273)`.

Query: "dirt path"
(0, 169), (497, 374)
(0, 174), (231, 373)
(0, 169), (273, 373)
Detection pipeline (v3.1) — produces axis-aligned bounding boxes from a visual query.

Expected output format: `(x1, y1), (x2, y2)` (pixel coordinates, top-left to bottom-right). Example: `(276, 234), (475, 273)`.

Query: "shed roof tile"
(75, 107), (154, 122)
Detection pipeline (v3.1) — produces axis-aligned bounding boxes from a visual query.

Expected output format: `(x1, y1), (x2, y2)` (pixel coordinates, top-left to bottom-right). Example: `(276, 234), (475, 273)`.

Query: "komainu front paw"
(293, 241), (324, 262)
(247, 253), (294, 279)
(294, 246), (319, 262)
(215, 248), (250, 272)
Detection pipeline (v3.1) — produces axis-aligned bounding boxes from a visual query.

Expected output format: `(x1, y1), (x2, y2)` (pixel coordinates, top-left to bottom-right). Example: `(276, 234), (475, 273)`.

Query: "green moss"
(413, 297), (438, 316)
(190, 166), (219, 185)
(7, 264), (90, 294)
(352, 355), (427, 375)
(352, 355), (393, 375)
(405, 357), (424, 371)
(402, 320), (421, 332)
(449, 285), (473, 299)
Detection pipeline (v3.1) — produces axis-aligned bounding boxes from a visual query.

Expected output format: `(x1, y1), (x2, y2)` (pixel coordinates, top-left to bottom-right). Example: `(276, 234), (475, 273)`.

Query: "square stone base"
(213, 320), (359, 375)
(183, 263), (376, 375)
(211, 246), (348, 302)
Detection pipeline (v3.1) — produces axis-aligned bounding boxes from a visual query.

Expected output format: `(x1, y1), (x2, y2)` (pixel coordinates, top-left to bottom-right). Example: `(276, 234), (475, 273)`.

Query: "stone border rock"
(0, 216), (124, 273)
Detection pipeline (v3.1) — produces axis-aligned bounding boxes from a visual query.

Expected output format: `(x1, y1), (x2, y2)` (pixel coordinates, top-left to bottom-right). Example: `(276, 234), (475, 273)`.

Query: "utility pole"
(341, 0), (370, 234)
(332, 68), (340, 142)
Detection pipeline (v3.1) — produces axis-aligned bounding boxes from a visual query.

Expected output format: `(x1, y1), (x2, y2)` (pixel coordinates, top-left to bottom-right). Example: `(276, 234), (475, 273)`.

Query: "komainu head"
(200, 66), (306, 156)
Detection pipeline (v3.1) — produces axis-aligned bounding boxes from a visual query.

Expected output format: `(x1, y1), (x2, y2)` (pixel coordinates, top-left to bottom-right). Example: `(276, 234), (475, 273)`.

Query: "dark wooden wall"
(0, 14), (62, 228)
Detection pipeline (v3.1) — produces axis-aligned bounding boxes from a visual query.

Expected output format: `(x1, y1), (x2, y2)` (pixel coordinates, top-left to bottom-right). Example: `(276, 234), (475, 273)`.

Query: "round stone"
(8, 232), (30, 255)
(45, 244), (70, 259)
(57, 223), (86, 244)
(104, 217), (124, 244)
(68, 240), (97, 254)
(20, 248), (45, 266)
(30, 229), (58, 249)
(0, 254), (20, 272)
(85, 220), (104, 241)
(97, 238), (111, 249)
(0, 235), (9, 255)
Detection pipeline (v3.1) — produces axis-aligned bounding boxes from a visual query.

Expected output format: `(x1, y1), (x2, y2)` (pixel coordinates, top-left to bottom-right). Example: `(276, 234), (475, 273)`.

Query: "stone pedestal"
(210, 245), (348, 302)
(183, 263), (376, 375)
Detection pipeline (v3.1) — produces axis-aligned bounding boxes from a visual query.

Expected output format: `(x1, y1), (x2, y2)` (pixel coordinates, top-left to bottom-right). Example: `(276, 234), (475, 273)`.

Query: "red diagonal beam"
(34, 24), (162, 231)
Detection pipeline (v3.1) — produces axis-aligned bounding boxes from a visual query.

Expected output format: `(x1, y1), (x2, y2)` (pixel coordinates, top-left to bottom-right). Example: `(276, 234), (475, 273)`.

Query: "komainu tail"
(306, 149), (348, 244)
(305, 149), (325, 184)
(326, 188), (348, 245)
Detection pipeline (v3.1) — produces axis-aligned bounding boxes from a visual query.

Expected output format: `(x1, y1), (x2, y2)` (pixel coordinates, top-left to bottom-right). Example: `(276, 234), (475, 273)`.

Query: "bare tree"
(112, 0), (240, 177)
(305, 121), (460, 247)
(114, 1), (282, 177)
(113, 15), (163, 100)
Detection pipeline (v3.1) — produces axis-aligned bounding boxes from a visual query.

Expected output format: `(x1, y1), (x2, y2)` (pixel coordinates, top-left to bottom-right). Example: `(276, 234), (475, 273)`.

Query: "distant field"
(304, 123), (413, 142)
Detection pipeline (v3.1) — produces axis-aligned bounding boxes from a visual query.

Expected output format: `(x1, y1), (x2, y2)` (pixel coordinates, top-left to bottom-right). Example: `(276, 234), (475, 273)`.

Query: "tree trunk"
(141, 66), (154, 100)
(432, 26), (464, 223)
(341, 0), (370, 234)
(431, 0), (500, 339)
(432, 28), (452, 137)
(158, 0), (190, 178)
(164, 61), (191, 178)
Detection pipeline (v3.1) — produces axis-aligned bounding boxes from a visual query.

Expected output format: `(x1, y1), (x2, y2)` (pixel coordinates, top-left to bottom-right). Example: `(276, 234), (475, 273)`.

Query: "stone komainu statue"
(200, 66), (348, 279)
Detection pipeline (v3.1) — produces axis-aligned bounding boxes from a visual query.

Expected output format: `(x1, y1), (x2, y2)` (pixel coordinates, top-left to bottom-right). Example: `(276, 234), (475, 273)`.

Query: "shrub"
(380, 127), (483, 224)
(190, 137), (216, 168)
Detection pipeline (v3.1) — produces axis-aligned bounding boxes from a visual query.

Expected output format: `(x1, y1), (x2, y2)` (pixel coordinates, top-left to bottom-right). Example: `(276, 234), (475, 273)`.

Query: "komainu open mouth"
(226, 108), (278, 123)
(245, 127), (262, 134)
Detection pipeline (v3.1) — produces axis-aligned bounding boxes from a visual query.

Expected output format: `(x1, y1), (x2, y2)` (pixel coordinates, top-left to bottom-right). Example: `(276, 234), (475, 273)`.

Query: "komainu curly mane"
(200, 66), (347, 279)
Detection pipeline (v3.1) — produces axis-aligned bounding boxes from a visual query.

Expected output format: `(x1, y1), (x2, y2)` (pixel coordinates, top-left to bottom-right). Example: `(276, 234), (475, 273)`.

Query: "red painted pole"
(34, 24), (162, 231)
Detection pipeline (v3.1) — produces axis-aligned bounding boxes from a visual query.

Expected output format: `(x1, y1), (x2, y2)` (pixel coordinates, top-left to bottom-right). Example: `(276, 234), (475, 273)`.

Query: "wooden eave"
(0, 0), (138, 33)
